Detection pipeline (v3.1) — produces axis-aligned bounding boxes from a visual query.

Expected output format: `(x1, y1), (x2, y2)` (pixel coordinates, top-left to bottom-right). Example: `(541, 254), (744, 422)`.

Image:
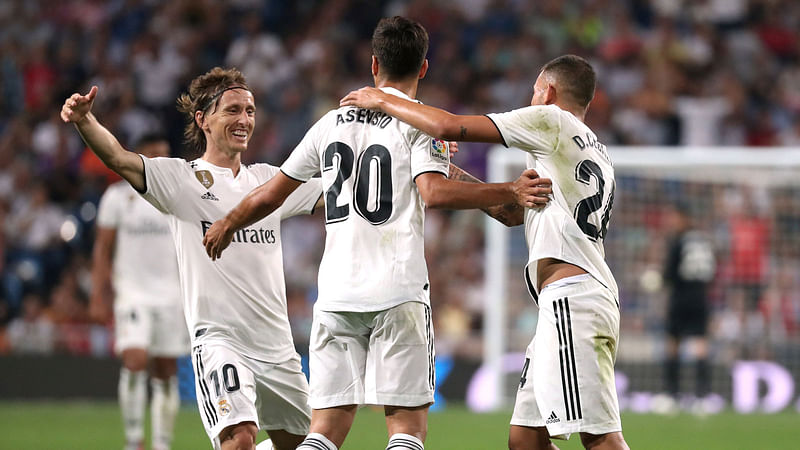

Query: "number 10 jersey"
(281, 87), (450, 312)
(487, 104), (619, 302)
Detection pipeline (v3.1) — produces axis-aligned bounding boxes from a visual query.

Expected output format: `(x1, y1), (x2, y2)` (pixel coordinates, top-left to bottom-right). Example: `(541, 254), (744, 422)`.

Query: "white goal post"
(481, 145), (800, 412)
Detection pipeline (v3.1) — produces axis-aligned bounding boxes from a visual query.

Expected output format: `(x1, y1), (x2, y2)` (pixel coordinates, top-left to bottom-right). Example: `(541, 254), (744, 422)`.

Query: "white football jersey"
(140, 157), (321, 363)
(281, 87), (450, 312)
(96, 181), (180, 307)
(487, 104), (619, 301)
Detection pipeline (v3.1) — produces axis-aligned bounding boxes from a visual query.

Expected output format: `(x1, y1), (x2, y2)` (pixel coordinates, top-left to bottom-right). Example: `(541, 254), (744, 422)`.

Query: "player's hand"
(203, 219), (234, 261)
(448, 141), (459, 158)
(88, 298), (112, 324)
(60, 86), (98, 123)
(339, 87), (385, 110)
(512, 169), (552, 208)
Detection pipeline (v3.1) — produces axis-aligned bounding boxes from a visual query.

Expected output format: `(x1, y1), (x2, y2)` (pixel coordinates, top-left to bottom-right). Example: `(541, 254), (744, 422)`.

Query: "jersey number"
(323, 142), (393, 225)
(209, 363), (240, 396)
(573, 160), (614, 242)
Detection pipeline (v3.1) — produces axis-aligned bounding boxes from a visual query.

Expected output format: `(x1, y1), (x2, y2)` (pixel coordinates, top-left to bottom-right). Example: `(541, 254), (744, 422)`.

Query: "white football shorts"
(309, 301), (435, 409)
(114, 300), (189, 357)
(191, 342), (310, 449)
(510, 274), (622, 439)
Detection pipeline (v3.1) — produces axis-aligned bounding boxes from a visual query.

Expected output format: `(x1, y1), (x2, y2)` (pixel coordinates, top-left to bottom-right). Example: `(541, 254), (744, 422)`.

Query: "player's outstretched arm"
(61, 86), (146, 191)
(448, 164), (527, 227)
(203, 171), (302, 260)
(340, 87), (502, 143)
(417, 167), (551, 212)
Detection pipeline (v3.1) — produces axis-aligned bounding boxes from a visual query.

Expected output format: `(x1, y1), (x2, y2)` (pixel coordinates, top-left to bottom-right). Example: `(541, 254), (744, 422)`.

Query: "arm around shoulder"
(340, 87), (503, 143)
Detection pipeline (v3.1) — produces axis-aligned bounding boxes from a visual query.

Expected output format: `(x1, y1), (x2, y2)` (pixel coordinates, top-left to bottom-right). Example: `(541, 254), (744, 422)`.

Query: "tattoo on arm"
(459, 126), (467, 139)
(448, 164), (524, 227)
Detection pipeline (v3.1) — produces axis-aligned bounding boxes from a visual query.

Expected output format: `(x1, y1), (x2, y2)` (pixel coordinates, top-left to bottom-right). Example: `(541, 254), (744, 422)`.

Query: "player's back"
(488, 104), (618, 300)
(281, 87), (449, 312)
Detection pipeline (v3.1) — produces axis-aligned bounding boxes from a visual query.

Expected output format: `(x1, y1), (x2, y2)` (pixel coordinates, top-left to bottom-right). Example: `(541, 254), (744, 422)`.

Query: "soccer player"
(202, 17), (551, 450)
(62, 67), (321, 450)
(340, 54), (630, 449)
(661, 202), (716, 412)
(90, 133), (189, 450)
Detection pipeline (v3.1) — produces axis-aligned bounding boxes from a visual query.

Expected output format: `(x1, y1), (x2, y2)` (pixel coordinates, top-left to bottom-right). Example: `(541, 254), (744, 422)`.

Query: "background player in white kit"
(203, 17), (551, 450)
(62, 68), (322, 450)
(91, 133), (189, 450)
(341, 55), (630, 449)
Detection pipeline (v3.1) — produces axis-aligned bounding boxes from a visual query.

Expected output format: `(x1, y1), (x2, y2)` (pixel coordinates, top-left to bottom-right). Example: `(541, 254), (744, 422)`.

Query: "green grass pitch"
(0, 402), (794, 449)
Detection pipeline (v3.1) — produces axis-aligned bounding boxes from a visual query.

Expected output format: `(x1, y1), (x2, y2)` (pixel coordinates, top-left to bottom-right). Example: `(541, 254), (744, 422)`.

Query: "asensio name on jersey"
(281, 87), (450, 313)
(487, 104), (619, 303)
(139, 157), (321, 362)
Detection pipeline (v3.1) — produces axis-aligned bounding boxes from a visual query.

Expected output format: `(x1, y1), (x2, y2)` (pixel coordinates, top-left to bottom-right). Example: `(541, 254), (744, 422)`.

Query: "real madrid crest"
(195, 170), (214, 189)
(218, 399), (231, 416)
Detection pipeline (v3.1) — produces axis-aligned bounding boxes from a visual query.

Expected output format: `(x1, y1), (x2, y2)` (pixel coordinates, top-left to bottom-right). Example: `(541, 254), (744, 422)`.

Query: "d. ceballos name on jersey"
(336, 107), (392, 128)
(201, 221), (276, 244)
(572, 132), (611, 164)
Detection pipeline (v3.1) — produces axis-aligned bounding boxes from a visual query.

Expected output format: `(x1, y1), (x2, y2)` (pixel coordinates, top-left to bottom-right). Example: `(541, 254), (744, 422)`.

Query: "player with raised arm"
(202, 17), (551, 450)
(62, 68), (321, 450)
(341, 54), (629, 450)
(91, 133), (189, 450)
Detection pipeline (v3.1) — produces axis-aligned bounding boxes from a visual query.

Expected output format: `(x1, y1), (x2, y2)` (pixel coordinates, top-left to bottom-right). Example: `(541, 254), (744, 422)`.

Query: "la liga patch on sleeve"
(430, 138), (449, 162)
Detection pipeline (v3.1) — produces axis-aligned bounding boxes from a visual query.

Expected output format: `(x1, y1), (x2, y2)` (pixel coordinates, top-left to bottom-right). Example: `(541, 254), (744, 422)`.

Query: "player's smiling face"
(204, 88), (255, 155)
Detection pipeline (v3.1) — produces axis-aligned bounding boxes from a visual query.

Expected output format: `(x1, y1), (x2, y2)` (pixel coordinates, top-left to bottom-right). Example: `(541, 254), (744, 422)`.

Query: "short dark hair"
(176, 67), (250, 155)
(134, 132), (167, 151)
(542, 55), (596, 108)
(372, 16), (429, 80)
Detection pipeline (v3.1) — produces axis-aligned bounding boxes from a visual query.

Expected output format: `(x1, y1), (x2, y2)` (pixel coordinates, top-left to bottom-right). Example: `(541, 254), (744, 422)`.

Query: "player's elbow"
(417, 176), (449, 209)
(435, 116), (464, 141)
(423, 194), (449, 209)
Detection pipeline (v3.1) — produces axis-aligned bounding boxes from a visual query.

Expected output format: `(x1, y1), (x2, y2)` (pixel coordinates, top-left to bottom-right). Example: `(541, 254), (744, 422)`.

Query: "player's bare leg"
(296, 405), (358, 449)
(579, 431), (629, 449)
(264, 429), (305, 450)
(219, 421), (258, 449)
(508, 425), (560, 450)
(150, 357), (180, 450)
(384, 404), (428, 448)
(120, 348), (148, 450)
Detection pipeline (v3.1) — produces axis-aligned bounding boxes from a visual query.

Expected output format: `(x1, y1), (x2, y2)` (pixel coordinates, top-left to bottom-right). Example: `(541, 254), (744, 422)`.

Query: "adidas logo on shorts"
(201, 191), (219, 201)
(546, 411), (560, 424)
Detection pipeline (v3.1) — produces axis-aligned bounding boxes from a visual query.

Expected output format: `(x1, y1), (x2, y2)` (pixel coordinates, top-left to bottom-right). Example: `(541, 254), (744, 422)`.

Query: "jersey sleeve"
(281, 116), (325, 182)
(486, 105), (562, 157)
(140, 155), (185, 214)
(96, 184), (122, 229)
(409, 130), (449, 179)
(280, 177), (322, 219)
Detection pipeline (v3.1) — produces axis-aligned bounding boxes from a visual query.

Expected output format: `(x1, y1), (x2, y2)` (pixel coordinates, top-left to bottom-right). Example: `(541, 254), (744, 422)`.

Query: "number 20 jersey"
(281, 87), (450, 312)
(487, 104), (619, 301)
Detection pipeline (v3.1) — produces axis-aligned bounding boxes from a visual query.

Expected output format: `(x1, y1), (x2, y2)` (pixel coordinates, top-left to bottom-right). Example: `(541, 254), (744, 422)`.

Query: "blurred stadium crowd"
(1, 0), (799, 373)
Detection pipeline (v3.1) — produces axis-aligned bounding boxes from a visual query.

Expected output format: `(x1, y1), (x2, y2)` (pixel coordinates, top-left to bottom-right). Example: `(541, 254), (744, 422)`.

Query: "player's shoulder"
(242, 162), (280, 180)
(318, 107), (348, 127)
(517, 104), (563, 123)
(145, 155), (194, 174)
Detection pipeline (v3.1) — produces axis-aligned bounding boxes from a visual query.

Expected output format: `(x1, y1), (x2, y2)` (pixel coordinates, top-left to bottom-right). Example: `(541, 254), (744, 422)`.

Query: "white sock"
(119, 368), (146, 445)
(386, 433), (424, 450)
(151, 376), (180, 450)
(296, 432), (338, 450)
(255, 438), (274, 450)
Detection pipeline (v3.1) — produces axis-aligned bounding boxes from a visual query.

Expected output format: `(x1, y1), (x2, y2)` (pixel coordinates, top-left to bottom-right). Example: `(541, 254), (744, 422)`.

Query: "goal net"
(478, 146), (800, 413)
